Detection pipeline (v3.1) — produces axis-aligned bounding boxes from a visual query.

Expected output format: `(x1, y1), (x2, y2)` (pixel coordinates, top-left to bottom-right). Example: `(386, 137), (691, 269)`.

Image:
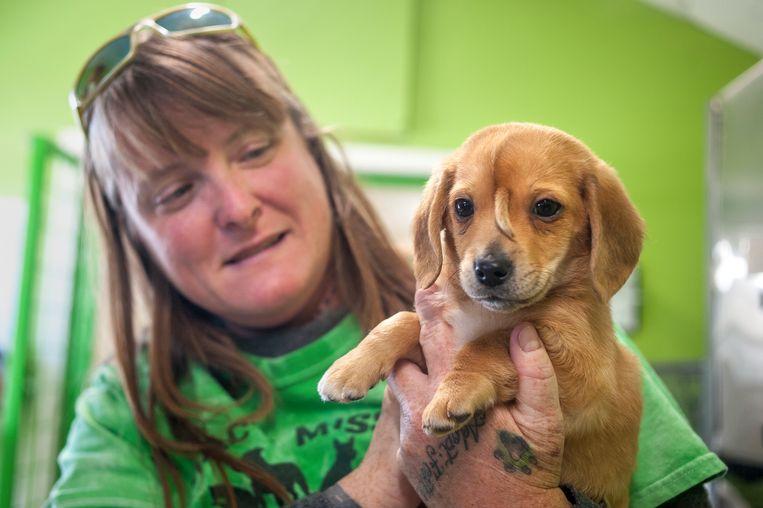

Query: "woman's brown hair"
(84, 32), (414, 507)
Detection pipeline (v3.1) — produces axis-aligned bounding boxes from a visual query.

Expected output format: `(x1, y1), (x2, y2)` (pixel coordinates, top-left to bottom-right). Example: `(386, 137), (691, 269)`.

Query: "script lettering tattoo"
(493, 430), (537, 475)
(416, 411), (487, 501)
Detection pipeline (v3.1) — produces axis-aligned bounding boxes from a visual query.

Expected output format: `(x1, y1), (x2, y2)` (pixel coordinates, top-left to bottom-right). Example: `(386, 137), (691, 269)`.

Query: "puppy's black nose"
(474, 258), (512, 287)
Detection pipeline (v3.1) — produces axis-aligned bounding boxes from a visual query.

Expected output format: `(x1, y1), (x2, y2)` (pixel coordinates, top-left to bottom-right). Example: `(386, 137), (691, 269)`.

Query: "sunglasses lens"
(155, 6), (232, 32)
(75, 34), (130, 103)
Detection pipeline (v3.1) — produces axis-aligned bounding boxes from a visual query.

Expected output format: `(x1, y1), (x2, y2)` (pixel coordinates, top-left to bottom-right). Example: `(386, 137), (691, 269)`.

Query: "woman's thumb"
(509, 323), (561, 419)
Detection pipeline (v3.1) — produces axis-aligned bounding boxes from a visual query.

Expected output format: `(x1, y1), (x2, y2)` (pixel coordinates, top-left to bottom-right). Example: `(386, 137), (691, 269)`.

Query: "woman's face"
(119, 117), (333, 328)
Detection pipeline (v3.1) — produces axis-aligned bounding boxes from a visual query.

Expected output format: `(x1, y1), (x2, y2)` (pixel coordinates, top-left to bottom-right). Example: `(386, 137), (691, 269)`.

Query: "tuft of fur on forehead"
(455, 123), (598, 178)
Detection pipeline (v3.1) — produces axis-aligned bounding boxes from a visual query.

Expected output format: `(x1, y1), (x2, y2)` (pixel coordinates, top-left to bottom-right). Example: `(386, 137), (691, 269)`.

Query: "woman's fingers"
(414, 284), (446, 321)
(387, 360), (428, 415)
(381, 386), (401, 426)
(508, 323), (561, 421)
(414, 286), (456, 380)
(369, 387), (403, 451)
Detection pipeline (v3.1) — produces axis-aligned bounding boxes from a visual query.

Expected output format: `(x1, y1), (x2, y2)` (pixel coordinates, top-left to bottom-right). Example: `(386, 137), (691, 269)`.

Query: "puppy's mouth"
(468, 277), (552, 312)
(473, 294), (535, 311)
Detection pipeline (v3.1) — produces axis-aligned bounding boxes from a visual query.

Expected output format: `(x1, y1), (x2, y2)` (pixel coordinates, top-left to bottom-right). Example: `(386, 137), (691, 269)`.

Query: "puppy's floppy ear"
(413, 159), (456, 289)
(584, 161), (645, 301)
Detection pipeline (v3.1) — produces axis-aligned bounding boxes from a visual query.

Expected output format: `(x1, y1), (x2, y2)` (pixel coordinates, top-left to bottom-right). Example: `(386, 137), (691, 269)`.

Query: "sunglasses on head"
(70, 2), (257, 134)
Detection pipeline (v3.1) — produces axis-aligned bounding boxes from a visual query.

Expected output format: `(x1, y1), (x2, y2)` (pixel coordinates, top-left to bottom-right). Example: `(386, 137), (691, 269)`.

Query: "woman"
(49, 4), (723, 507)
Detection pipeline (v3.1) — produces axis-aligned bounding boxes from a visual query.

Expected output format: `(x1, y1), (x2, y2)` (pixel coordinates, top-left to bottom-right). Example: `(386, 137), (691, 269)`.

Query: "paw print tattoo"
(493, 430), (538, 475)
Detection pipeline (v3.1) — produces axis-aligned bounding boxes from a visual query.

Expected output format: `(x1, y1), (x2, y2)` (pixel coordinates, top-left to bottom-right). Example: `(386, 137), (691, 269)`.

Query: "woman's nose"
(213, 171), (261, 231)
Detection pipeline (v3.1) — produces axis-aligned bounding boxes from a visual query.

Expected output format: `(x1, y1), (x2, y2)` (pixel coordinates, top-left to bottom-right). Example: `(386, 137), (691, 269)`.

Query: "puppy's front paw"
(317, 349), (385, 403)
(422, 373), (496, 436)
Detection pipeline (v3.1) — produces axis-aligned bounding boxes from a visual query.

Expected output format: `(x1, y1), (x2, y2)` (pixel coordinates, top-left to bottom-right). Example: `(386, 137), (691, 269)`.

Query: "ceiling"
(642, 0), (763, 55)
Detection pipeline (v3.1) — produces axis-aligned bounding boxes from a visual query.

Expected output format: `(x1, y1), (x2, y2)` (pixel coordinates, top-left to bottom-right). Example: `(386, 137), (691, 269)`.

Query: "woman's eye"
(241, 144), (271, 162)
(533, 198), (562, 219)
(157, 183), (193, 206)
(454, 198), (474, 219)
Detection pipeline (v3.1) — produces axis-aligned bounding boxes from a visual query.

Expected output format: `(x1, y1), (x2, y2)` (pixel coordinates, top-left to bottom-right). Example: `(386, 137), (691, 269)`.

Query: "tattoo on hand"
(493, 430), (538, 475)
(416, 411), (487, 501)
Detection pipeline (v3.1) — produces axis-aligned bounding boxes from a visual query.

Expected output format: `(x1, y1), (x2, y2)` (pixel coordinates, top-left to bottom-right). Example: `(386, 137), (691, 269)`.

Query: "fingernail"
(518, 324), (541, 352)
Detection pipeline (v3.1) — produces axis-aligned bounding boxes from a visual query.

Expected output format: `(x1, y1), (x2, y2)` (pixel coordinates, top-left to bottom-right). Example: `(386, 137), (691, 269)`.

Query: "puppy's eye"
(454, 198), (474, 219)
(533, 199), (562, 219)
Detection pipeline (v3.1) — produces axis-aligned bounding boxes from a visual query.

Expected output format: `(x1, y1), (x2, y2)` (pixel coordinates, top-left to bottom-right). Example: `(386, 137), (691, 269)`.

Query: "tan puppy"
(318, 123), (643, 506)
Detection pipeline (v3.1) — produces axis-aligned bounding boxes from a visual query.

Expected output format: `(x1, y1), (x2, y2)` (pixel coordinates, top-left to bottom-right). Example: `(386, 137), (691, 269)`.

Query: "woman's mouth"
(224, 232), (288, 266)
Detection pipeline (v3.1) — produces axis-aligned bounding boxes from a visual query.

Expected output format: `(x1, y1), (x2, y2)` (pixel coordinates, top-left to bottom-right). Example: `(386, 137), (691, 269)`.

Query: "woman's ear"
(413, 159), (455, 289)
(584, 162), (645, 301)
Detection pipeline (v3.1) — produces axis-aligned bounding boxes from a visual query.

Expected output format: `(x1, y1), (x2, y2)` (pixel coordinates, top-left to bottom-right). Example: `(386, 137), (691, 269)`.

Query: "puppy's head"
(413, 123), (644, 311)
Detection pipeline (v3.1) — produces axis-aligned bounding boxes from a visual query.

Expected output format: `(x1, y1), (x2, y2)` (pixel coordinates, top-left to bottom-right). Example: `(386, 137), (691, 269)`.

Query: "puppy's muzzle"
(474, 255), (513, 288)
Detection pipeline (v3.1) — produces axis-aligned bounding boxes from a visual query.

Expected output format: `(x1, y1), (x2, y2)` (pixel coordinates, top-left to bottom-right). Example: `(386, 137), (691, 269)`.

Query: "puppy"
(318, 123), (643, 507)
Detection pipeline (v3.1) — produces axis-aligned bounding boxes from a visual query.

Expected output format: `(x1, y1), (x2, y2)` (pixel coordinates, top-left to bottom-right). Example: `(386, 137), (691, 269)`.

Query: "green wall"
(0, 0), (414, 196)
(0, 1), (758, 361)
(395, 0), (759, 362)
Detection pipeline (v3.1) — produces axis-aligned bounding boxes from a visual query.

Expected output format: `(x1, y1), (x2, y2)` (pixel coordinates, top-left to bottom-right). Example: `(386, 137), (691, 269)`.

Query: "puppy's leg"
(318, 311), (421, 402)
(422, 334), (517, 436)
(558, 342), (642, 508)
(606, 489), (629, 508)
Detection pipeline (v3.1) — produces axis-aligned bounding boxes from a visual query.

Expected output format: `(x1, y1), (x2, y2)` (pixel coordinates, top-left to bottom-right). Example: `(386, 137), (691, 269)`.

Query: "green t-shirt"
(47, 316), (725, 507)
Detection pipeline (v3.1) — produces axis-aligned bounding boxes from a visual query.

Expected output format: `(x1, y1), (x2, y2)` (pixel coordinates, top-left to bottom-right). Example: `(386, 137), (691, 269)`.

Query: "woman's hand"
(338, 386), (420, 507)
(387, 286), (570, 507)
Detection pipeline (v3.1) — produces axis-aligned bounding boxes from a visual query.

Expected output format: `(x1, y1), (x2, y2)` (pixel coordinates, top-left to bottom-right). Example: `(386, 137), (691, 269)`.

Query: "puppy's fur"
(318, 123), (643, 507)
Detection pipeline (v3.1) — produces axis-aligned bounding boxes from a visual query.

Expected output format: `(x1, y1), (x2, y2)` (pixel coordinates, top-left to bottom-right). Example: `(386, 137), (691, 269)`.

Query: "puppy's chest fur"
(444, 297), (516, 347)
(440, 281), (529, 347)
(438, 274), (630, 421)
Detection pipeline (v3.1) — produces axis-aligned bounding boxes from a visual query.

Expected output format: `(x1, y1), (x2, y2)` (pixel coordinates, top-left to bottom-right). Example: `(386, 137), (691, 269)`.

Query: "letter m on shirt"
(296, 422), (329, 446)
